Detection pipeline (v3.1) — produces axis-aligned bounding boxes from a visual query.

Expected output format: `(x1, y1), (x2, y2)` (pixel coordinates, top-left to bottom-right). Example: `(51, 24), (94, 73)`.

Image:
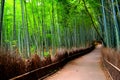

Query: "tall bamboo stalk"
(0, 0), (5, 46)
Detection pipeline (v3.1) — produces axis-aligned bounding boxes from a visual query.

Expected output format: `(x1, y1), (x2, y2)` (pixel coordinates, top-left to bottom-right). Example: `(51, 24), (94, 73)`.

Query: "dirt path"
(44, 45), (106, 80)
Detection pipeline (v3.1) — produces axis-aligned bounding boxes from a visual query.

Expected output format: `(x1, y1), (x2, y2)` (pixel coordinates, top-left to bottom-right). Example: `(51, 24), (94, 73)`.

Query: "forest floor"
(43, 45), (108, 80)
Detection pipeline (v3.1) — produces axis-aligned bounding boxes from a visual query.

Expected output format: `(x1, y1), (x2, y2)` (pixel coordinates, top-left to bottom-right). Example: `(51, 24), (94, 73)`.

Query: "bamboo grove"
(0, 0), (120, 58)
(99, 0), (120, 49)
(0, 0), (98, 58)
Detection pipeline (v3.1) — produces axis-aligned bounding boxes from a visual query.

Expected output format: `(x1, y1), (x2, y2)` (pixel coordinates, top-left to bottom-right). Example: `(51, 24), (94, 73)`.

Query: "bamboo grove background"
(0, 0), (120, 58)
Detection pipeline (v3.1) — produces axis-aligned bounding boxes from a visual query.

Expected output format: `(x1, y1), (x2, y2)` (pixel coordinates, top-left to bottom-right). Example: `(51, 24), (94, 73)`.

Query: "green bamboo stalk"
(0, 0), (5, 46)
(111, 0), (120, 49)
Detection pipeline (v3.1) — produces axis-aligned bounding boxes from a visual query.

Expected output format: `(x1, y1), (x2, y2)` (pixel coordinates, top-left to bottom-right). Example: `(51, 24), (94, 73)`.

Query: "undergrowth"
(0, 47), (85, 79)
(101, 48), (120, 69)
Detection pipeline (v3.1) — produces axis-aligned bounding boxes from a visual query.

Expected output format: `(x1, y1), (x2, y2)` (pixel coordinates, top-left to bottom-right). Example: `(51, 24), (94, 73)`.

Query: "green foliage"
(43, 51), (50, 57)
(1, 0), (100, 58)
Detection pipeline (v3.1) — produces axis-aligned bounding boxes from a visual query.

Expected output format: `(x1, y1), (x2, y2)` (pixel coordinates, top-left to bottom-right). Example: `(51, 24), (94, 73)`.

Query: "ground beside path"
(44, 45), (106, 80)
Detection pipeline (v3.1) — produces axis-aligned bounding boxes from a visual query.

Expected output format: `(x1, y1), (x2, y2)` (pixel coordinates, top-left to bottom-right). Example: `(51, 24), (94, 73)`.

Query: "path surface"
(44, 45), (106, 80)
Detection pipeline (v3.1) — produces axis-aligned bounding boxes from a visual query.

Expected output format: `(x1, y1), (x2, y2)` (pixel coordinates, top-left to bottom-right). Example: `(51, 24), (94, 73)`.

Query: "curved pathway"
(44, 45), (106, 80)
